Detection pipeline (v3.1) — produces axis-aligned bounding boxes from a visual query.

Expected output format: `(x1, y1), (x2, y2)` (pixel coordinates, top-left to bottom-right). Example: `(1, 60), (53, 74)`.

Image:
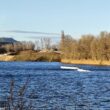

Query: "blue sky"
(0, 0), (110, 41)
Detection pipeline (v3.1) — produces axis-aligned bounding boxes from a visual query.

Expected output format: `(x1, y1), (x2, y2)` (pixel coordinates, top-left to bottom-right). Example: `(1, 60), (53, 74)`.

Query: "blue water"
(0, 62), (110, 110)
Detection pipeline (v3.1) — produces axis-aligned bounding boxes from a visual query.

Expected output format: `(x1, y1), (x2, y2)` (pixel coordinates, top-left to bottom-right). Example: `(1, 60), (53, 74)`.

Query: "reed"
(61, 59), (110, 66)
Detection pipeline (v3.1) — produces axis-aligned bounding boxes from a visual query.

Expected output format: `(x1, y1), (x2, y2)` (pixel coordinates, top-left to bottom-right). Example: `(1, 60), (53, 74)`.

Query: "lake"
(0, 62), (110, 110)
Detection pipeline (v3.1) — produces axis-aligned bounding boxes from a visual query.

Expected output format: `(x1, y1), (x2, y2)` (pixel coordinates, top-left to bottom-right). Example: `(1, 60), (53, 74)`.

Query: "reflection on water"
(0, 62), (110, 109)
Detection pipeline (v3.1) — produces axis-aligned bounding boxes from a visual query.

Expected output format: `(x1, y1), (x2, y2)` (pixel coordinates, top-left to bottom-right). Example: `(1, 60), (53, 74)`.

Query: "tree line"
(0, 37), (58, 54)
(60, 31), (110, 61)
(0, 41), (35, 53)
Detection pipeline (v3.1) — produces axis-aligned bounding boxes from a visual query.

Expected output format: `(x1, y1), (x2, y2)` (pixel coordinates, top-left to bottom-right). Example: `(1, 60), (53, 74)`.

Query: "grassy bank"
(0, 55), (14, 61)
(61, 59), (110, 66)
(1, 51), (110, 66)
(5, 50), (61, 62)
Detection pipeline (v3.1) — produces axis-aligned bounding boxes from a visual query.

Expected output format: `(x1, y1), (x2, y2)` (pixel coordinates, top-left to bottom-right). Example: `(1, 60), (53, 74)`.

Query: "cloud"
(26, 36), (60, 39)
(3, 30), (60, 35)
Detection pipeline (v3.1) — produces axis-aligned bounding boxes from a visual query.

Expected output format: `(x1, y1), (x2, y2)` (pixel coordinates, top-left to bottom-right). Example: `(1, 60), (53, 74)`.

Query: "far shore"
(61, 59), (110, 66)
(0, 50), (61, 62)
(0, 51), (110, 66)
(0, 55), (14, 61)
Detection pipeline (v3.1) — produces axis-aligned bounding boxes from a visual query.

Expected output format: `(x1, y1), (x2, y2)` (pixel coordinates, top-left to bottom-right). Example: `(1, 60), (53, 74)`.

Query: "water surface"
(0, 62), (110, 110)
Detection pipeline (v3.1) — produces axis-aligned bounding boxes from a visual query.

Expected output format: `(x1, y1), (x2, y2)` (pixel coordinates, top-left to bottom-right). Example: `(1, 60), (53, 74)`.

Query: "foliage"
(60, 31), (110, 61)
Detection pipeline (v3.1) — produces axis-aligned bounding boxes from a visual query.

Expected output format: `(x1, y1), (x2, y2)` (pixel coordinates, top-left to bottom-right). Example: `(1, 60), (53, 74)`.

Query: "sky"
(0, 0), (110, 41)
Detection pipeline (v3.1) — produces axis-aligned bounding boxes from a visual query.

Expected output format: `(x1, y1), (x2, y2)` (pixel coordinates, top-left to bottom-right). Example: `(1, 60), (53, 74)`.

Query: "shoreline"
(61, 59), (110, 66)
(0, 55), (14, 61)
(0, 54), (110, 66)
(0, 51), (61, 62)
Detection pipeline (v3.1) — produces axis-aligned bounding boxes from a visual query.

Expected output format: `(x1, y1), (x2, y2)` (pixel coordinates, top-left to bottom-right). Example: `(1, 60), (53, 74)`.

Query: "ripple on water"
(0, 62), (110, 109)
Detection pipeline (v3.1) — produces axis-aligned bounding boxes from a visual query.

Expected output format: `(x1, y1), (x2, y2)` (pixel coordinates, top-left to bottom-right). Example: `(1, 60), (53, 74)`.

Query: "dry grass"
(0, 55), (14, 61)
(61, 59), (110, 66)
(0, 50), (61, 62)
(13, 51), (61, 62)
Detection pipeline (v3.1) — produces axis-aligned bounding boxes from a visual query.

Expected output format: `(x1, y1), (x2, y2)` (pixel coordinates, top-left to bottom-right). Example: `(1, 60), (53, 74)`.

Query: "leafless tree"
(6, 78), (35, 110)
(60, 31), (110, 61)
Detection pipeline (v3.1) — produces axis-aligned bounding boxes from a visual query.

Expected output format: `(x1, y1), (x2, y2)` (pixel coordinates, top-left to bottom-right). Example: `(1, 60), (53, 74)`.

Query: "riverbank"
(61, 59), (110, 66)
(0, 52), (110, 66)
(0, 50), (61, 62)
(0, 55), (14, 61)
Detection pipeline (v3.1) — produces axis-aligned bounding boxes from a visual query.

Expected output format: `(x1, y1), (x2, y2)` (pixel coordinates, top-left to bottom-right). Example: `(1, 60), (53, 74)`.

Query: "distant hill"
(0, 37), (17, 44)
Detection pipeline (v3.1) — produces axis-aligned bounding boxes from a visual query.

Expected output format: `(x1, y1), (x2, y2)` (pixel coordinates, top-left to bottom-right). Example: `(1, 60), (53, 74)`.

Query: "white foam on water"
(77, 68), (90, 72)
(60, 66), (91, 72)
(60, 66), (79, 70)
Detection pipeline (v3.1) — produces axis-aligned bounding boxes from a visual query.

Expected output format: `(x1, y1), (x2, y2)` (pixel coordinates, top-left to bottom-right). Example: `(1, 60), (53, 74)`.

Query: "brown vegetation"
(2, 41), (35, 53)
(61, 59), (110, 66)
(60, 31), (110, 65)
(1, 31), (110, 65)
(0, 37), (61, 62)
(13, 50), (61, 62)
(0, 55), (14, 61)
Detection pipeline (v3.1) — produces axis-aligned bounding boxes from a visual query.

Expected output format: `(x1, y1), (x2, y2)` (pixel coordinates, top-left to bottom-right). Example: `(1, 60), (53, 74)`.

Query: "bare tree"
(60, 31), (110, 61)
(6, 78), (35, 110)
(43, 37), (51, 50)
(40, 37), (51, 50)
(34, 40), (40, 50)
